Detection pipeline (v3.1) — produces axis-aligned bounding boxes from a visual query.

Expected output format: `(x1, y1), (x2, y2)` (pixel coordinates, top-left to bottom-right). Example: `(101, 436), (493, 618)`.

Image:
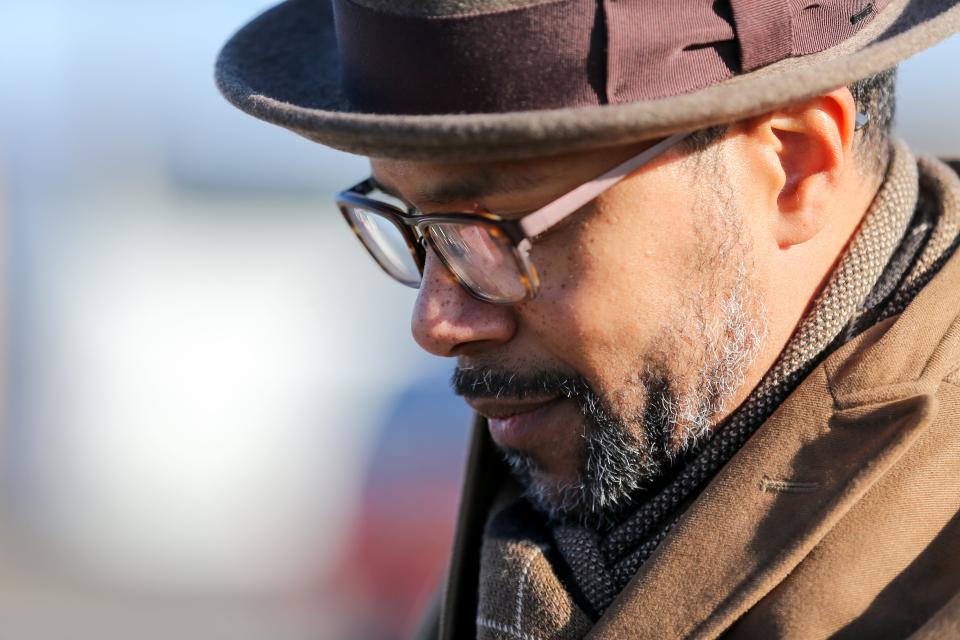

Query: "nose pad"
(414, 233), (429, 272)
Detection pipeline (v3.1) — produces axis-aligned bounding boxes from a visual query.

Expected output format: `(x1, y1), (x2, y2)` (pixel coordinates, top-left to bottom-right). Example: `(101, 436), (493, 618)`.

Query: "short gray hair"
(849, 67), (897, 175)
(682, 67), (898, 176)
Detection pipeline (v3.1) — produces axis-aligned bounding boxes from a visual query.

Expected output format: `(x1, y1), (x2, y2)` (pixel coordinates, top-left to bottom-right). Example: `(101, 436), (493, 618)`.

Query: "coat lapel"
(589, 330), (943, 639)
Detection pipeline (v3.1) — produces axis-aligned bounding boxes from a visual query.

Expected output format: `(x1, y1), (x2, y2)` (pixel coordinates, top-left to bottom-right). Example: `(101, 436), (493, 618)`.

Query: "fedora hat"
(216, 0), (960, 161)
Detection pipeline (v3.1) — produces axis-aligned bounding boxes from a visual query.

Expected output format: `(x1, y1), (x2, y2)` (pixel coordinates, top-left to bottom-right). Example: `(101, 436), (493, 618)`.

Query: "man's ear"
(751, 87), (857, 249)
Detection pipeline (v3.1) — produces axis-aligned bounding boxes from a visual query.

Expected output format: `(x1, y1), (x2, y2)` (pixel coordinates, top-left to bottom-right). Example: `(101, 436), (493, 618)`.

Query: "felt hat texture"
(215, 0), (960, 161)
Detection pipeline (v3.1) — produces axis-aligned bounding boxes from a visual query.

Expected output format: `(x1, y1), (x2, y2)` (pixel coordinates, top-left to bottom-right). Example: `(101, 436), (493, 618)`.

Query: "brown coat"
(415, 161), (960, 640)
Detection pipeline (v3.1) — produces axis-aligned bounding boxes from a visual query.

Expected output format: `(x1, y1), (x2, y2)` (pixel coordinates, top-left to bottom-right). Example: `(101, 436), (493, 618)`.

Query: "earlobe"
(767, 88), (857, 249)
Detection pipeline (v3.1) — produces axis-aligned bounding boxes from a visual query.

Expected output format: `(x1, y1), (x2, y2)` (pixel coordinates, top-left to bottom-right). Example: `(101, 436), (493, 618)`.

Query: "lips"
(467, 396), (562, 449)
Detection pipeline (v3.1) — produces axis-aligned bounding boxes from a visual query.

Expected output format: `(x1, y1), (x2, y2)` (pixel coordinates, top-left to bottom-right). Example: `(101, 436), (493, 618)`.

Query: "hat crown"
(350, 0), (561, 18)
(333, 0), (894, 115)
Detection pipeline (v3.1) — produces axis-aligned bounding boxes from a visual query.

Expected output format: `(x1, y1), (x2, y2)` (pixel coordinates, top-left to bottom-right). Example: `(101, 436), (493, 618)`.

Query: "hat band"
(332, 0), (891, 116)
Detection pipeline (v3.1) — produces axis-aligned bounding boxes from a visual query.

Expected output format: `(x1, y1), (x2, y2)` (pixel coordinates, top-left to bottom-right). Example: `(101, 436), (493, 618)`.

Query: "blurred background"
(0, 2), (956, 639)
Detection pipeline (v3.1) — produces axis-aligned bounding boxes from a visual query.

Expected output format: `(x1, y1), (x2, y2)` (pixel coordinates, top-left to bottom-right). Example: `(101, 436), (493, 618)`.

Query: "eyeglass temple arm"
(517, 131), (690, 241)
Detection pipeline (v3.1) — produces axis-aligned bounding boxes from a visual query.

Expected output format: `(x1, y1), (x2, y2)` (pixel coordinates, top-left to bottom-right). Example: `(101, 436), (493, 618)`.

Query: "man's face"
(371, 136), (769, 525)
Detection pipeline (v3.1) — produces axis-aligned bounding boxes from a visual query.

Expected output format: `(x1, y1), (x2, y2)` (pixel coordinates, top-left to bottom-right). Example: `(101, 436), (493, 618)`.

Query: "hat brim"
(215, 0), (960, 161)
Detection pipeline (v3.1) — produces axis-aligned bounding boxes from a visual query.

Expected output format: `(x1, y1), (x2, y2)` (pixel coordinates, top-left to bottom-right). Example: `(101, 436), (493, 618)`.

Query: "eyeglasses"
(335, 132), (689, 304)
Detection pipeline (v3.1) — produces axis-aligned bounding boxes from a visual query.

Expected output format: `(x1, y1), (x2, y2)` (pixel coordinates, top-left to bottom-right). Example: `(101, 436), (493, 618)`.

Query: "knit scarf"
(474, 143), (960, 640)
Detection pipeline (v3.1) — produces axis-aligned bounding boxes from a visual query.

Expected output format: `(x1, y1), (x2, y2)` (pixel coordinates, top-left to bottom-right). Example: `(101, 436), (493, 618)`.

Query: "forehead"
(370, 142), (650, 207)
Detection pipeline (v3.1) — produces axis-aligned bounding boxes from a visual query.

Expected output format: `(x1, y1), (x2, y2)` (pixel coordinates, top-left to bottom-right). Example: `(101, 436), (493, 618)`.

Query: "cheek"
(519, 188), (698, 379)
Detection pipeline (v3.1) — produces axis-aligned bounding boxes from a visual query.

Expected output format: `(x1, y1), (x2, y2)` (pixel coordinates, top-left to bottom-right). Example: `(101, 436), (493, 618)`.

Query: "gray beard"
(451, 262), (767, 528)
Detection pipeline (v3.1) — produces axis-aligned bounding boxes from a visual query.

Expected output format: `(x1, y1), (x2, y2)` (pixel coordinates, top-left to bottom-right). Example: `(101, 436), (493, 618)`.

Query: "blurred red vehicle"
(333, 371), (473, 639)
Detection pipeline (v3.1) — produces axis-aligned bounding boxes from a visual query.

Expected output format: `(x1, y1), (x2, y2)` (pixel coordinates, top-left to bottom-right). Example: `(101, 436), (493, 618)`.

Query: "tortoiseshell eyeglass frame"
(335, 131), (689, 304)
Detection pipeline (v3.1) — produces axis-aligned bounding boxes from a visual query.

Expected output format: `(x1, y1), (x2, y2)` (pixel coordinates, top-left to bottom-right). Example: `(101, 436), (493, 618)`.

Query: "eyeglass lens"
(344, 206), (421, 287)
(343, 205), (529, 302)
(427, 222), (529, 302)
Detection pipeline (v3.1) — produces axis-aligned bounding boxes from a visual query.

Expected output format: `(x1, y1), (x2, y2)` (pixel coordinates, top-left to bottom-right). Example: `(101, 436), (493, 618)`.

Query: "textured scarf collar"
(473, 142), (960, 640)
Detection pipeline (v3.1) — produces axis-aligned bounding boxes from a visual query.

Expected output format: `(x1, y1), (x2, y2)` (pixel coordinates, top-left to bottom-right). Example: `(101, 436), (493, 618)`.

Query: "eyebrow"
(374, 168), (554, 207)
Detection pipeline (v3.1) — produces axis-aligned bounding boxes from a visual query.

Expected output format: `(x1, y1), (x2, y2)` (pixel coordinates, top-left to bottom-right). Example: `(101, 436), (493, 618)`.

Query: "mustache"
(451, 366), (591, 401)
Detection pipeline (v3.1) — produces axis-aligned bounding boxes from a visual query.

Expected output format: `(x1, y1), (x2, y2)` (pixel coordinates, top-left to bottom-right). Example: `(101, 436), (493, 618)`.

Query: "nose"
(411, 250), (517, 357)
